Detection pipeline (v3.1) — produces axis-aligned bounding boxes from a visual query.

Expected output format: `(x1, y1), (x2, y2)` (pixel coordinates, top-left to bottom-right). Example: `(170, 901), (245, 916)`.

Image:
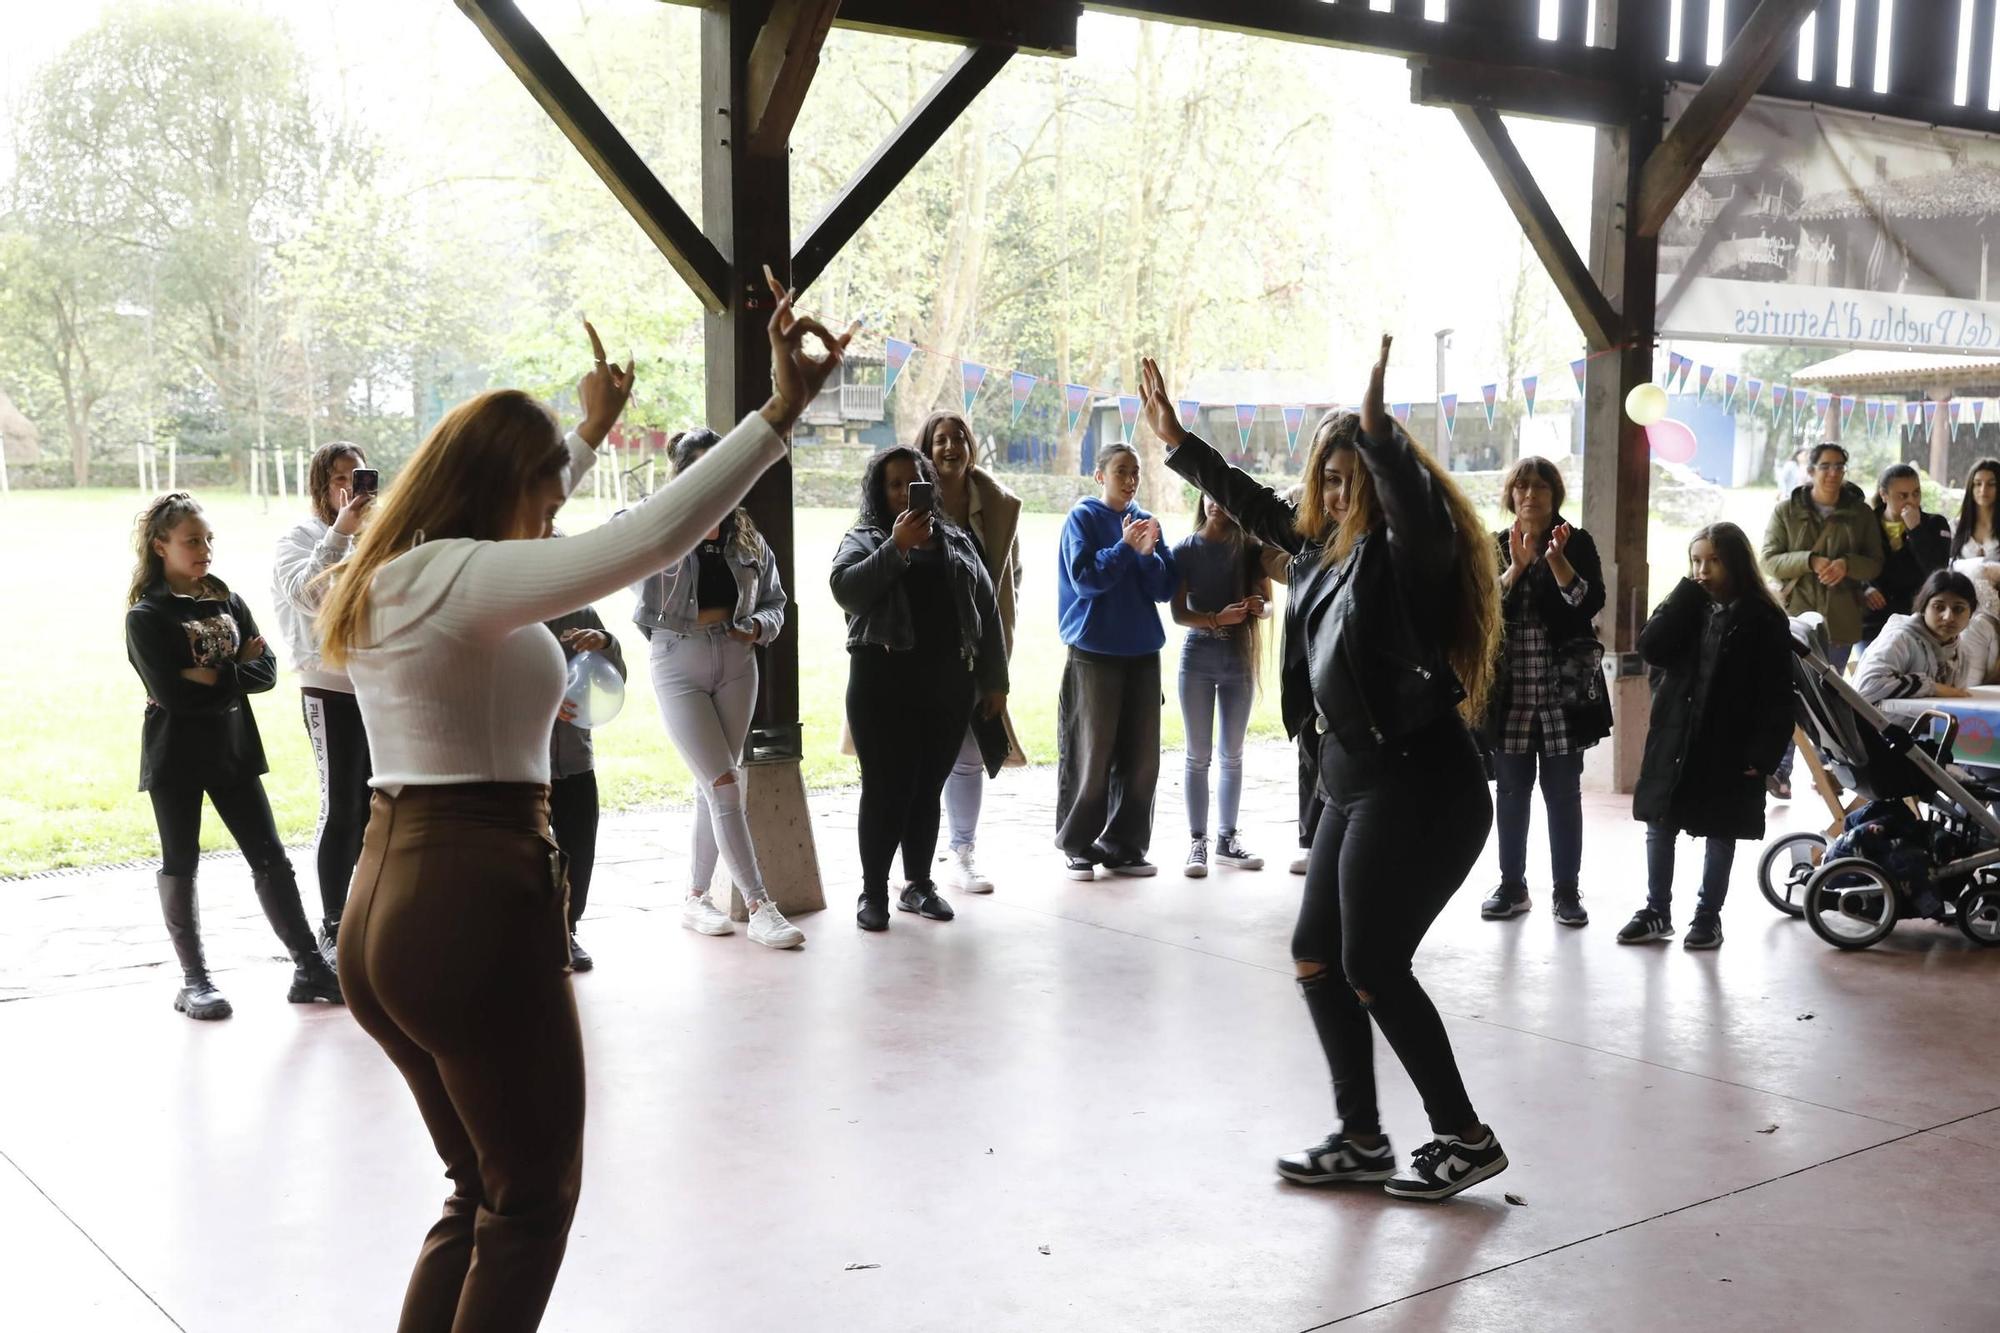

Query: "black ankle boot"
(157, 873), (232, 1021)
(856, 886), (890, 932)
(287, 950), (344, 1004)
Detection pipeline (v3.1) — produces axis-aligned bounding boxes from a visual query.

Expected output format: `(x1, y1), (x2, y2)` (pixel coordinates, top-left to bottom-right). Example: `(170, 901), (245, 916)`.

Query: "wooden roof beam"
(1456, 106), (1618, 350)
(656, 0), (1080, 59)
(747, 0), (844, 158)
(458, 0), (727, 310)
(1635, 0), (1819, 238)
(791, 44), (1014, 295)
(1411, 56), (1639, 127)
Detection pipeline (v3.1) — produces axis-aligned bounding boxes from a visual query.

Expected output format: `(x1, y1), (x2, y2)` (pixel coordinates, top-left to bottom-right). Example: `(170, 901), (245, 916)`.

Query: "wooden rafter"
(746, 0), (843, 158)
(658, 0), (1080, 58)
(791, 44), (1014, 294)
(457, 0), (728, 310)
(1411, 56), (1637, 127)
(1455, 107), (1619, 351)
(1636, 0), (1820, 238)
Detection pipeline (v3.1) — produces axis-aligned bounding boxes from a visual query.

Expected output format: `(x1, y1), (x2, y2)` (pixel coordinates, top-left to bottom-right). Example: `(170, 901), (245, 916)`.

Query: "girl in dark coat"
(1620, 522), (1794, 951)
(1480, 457), (1611, 926)
(1859, 462), (1951, 652)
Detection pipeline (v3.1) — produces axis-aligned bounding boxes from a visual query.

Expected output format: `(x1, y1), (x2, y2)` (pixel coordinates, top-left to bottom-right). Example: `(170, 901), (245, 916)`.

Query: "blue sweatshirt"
(1057, 496), (1178, 655)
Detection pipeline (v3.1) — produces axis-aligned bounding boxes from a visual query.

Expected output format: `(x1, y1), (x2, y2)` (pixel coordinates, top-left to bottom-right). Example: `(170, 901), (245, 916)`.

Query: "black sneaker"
(1552, 887), (1589, 927)
(568, 934), (594, 972)
(1213, 833), (1264, 870)
(898, 881), (955, 921)
(1616, 908), (1674, 943)
(1276, 1133), (1396, 1185)
(1101, 853), (1157, 878)
(1384, 1131), (1509, 1201)
(856, 889), (890, 932)
(1480, 883), (1531, 919)
(1064, 854), (1098, 881)
(1683, 913), (1723, 950)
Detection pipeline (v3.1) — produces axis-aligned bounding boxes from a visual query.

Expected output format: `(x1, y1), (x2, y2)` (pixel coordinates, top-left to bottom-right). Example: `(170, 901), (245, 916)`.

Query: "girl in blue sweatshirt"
(1054, 440), (1178, 878)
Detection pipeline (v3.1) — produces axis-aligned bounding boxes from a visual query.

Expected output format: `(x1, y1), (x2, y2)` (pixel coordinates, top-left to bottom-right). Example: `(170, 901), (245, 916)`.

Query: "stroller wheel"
(1758, 831), (1826, 918)
(1956, 886), (2000, 948)
(1802, 858), (1900, 950)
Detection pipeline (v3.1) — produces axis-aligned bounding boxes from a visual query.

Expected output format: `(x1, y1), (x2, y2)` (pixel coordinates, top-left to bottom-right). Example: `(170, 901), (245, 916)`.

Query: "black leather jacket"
(1163, 423), (1467, 754)
(829, 521), (1009, 696)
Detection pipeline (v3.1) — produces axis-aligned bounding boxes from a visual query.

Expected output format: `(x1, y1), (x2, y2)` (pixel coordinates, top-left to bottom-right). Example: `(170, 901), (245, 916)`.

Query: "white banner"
(1657, 87), (2000, 356)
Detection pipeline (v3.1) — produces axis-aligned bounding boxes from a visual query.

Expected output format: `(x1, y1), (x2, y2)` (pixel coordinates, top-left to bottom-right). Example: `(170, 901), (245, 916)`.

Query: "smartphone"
(351, 468), (379, 497)
(907, 481), (934, 514)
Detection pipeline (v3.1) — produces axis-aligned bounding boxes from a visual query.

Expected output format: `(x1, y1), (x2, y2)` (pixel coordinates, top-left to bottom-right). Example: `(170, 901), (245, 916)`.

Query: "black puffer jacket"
(1164, 423), (1467, 754)
(1631, 579), (1794, 840)
(1482, 520), (1612, 751)
(1860, 510), (1950, 641)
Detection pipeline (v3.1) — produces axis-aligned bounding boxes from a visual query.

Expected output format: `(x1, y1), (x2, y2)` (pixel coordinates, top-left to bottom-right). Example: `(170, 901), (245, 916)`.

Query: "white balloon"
(563, 650), (625, 728)
(1625, 382), (1669, 426)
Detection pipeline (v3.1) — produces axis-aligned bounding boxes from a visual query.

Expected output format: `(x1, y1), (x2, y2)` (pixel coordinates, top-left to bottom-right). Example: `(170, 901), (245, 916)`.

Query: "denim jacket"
(830, 522), (1009, 695)
(630, 534), (787, 645)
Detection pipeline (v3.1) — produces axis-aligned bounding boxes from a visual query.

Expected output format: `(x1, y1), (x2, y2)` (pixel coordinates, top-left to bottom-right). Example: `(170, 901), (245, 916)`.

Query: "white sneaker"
(948, 844), (994, 894)
(1289, 851), (1309, 875)
(680, 890), (734, 936)
(747, 900), (805, 949)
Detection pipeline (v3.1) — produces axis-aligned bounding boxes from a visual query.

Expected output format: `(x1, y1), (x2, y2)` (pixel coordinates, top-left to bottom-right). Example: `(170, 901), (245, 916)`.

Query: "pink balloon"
(1646, 418), (1698, 465)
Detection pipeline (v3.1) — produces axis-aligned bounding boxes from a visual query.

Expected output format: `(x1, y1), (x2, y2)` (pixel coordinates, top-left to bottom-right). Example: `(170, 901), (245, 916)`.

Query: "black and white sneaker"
(1383, 1132), (1508, 1201)
(1683, 912), (1723, 950)
(1616, 907), (1674, 943)
(1213, 833), (1264, 870)
(1063, 855), (1098, 880)
(1551, 887), (1589, 927)
(1480, 883), (1531, 919)
(897, 881), (955, 921)
(1101, 854), (1157, 878)
(1276, 1133), (1396, 1185)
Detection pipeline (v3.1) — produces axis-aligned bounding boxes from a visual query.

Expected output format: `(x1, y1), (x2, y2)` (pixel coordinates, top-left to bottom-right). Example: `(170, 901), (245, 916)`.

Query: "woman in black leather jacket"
(831, 446), (1008, 932)
(1140, 336), (1508, 1202)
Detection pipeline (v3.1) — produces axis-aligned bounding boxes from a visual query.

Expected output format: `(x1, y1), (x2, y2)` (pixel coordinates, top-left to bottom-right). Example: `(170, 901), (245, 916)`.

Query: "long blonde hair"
(1293, 409), (1501, 722)
(316, 389), (569, 667)
(129, 492), (210, 607)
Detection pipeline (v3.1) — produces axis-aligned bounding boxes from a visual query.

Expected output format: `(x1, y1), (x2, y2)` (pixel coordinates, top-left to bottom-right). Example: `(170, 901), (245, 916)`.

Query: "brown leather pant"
(339, 783), (583, 1333)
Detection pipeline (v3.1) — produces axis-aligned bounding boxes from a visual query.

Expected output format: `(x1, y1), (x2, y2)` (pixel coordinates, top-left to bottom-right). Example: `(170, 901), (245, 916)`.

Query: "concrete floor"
(3, 743), (1998, 1332)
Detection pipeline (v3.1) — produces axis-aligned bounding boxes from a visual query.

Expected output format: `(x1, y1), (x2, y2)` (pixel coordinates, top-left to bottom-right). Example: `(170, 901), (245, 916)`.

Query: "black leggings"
(549, 770), (600, 929)
(1295, 715), (1491, 1137)
(302, 688), (373, 925)
(847, 647), (975, 890)
(149, 776), (289, 878)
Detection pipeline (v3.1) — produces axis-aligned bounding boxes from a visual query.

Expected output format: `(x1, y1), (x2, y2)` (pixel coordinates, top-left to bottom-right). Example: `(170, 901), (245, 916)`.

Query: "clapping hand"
(1360, 334), (1392, 441)
(1545, 521), (1576, 584)
(1137, 357), (1187, 450)
(1507, 523), (1535, 575)
(1121, 514), (1160, 556)
(763, 266), (858, 433)
(578, 321), (636, 448)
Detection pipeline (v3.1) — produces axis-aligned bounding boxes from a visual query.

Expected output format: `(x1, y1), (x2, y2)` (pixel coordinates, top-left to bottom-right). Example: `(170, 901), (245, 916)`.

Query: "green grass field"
(0, 483), (1782, 876)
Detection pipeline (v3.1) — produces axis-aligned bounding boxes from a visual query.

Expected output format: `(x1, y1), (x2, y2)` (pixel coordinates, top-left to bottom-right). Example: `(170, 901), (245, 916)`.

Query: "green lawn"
(0, 482), (1787, 876)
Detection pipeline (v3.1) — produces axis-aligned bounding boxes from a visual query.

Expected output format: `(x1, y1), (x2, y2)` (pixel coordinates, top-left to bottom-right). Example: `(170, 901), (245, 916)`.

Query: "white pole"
(136, 441), (147, 495)
(251, 446), (261, 499)
(167, 440), (176, 491)
(296, 448), (305, 499)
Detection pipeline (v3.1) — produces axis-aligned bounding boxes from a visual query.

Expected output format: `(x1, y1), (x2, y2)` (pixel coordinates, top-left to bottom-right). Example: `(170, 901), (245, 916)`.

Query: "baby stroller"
(1755, 614), (2000, 950)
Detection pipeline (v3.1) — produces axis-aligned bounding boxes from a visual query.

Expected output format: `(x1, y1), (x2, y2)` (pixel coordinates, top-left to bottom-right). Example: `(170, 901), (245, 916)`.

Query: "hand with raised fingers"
(1138, 357), (1188, 451)
(762, 264), (857, 434)
(577, 320), (636, 448)
(331, 485), (373, 537)
(1360, 334), (1393, 442)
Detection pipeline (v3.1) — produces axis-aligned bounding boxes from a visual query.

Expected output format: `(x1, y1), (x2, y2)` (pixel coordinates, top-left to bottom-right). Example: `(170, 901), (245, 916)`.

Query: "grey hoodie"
(1854, 613), (1959, 704)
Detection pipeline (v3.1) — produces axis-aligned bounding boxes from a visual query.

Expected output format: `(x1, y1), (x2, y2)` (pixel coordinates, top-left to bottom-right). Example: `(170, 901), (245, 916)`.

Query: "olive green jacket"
(1760, 482), (1886, 646)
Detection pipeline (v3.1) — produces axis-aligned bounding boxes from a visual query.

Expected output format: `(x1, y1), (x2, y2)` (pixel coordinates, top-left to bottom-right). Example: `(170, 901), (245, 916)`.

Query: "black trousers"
(1294, 715), (1491, 1137)
(847, 647), (975, 890)
(548, 770), (600, 930)
(1296, 729), (1326, 850)
(302, 688), (374, 927)
(149, 776), (289, 878)
(1054, 647), (1162, 860)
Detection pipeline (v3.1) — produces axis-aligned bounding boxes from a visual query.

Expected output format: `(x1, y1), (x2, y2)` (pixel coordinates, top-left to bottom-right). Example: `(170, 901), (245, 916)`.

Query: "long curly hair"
(1293, 409), (1500, 722)
(857, 446), (939, 532)
(129, 492), (212, 607)
(307, 441), (368, 526)
(670, 427), (764, 563)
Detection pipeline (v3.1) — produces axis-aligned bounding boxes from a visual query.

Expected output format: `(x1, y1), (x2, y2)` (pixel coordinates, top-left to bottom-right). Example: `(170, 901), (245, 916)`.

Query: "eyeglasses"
(1813, 462), (1847, 473)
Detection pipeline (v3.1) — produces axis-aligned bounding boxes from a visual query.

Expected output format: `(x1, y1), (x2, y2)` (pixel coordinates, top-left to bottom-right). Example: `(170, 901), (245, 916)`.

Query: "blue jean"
(1645, 823), (1736, 918)
(1179, 636), (1253, 839)
(944, 727), (983, 851)
(1492, 747), (1585, 891)
(1775, 638), (1851, 780)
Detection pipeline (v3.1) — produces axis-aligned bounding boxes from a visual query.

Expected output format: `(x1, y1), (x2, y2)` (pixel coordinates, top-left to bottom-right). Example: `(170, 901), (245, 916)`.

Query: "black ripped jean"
(1294, 714), (1491, 1137)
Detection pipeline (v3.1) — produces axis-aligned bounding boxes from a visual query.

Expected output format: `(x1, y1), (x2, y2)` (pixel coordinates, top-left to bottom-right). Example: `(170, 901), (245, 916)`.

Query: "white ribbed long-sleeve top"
(347, 411), (785, 790)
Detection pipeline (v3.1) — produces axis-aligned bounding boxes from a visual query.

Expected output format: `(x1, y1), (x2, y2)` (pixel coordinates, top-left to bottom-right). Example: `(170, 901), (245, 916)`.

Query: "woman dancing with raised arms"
(1139, 336), (1508, 1202)
(316, 276), (850, 1332)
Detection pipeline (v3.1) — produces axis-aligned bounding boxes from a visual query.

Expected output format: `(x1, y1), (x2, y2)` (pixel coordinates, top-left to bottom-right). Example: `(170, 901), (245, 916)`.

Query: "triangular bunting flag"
(1009, 371), (1037, 426)
(1921, 401), (1936, 428)
(1675, 355), (1694, 393)
(1813, 394), (1831, 427)
(1793, 388), (1811, 418)
(960, 361), (988, 415)
(1770, 383), (1787, 416)
(1176, 398), (1201, 432)
(1117, 395), (1141, 444)
(1392, 402), (1412, 424)
(1521, 375), (1538, 417)
(1570, 358), (1588, 397)
(1234, 403), (1258, 450)
(1978, 400), (1988, 430)
(1440, 394), (1459, 440)
(1723, 372), (1739, 409)
(1745, 377), (1763, 412)
(1698, 365), (1714, 399)
(1064, 383), (1091, 438)
(1839, 395), (1856, 432)
(1481, 383), (1498, 428)
(884, 338), (914, 396)
(1950, 400), (1963, 429)
(1282, 406), (1306, 455)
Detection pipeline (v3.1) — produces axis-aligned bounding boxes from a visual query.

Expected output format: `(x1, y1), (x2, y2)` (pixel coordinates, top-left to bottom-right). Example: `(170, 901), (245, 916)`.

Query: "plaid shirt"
(1499, 569), (1593, 755)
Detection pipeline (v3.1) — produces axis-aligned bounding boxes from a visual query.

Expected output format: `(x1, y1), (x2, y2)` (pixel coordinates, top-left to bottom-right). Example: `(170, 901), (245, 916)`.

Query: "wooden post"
(704, 0), (824, 921)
